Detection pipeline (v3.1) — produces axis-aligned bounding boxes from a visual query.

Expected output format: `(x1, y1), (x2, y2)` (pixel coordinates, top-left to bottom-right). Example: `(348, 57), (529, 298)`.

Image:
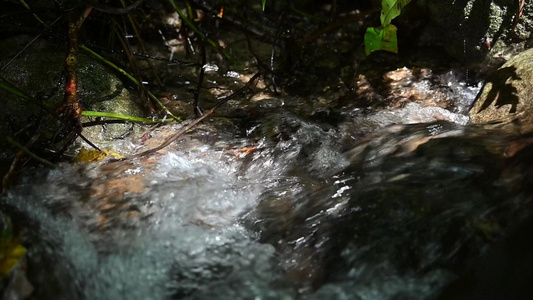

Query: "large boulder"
(417, 0), (533, 70)
(469, 48), (533, 124)
(0, 35), (146, 155)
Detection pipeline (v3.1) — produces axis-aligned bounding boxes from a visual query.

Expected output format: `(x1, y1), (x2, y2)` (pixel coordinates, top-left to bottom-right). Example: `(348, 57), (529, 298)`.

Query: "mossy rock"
(76, 52), (145, 145)
(469, 48), (533, 124)
(0, 35), (64, 122)
(421, 0), (533, 69)
(0, 35), (145, 151)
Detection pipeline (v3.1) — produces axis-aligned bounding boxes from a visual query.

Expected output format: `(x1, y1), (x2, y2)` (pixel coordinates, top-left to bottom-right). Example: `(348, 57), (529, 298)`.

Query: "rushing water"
(2, 73), (533, 299)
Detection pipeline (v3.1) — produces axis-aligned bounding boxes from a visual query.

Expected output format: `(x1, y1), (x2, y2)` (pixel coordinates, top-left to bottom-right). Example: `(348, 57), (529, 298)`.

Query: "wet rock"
(419, 0), (533, 70)
(436, 140), (533, 300)
(0, 35), (145, 155)
(249, 122), (533, 297)
(437, 210), (533, 300)
(0, 35), (64, 124)
(76, 53), (145, 145)
(469, 48), (533, 124)
(159, 96), (194, 119)
(349, 65), (473, 111)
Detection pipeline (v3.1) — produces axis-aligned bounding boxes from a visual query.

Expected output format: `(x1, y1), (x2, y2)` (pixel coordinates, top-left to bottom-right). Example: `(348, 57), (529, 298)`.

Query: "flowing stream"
(2, 71), (533, 300)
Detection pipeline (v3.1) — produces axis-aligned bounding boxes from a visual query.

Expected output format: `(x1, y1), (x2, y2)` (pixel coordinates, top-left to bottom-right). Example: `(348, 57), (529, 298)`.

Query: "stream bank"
(2, 1), (533, 299)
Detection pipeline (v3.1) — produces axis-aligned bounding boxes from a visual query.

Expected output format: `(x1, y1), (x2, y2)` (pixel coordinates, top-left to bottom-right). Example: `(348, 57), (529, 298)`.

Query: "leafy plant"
(365, 0), (411, 55)
(364, 24), (398, 56)
(381, 0), (411, 26)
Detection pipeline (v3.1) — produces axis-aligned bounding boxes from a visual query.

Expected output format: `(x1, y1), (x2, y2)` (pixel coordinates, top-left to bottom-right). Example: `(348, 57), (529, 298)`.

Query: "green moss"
(0, 34), (146, 153)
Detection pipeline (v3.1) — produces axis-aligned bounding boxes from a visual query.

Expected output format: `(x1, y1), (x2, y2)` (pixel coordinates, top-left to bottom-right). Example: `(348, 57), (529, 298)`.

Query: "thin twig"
(2, 134), (57, 191)
(167, 0), (233, 61)
(5, 136), (57, 168)
(80, 45), (181, 121)
(127, 72), (262, 159)
(79, 0), (144, 15)
(188, 0), (275, 44)
(193, 41), (207, 116)
(0, 79), (100, 151)
(124, 6), (163, 86)
(511, 0), (526, 34)
(1, 15), (63, 72)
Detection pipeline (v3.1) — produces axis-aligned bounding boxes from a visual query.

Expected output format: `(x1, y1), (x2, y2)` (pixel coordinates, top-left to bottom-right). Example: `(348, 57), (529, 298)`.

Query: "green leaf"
(261, 0), (266, 11)
(380, 0), (411, 26)
(364, 24), (398, 56)
(81, 111), (176, 124)
(0, 82), (30, 100)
